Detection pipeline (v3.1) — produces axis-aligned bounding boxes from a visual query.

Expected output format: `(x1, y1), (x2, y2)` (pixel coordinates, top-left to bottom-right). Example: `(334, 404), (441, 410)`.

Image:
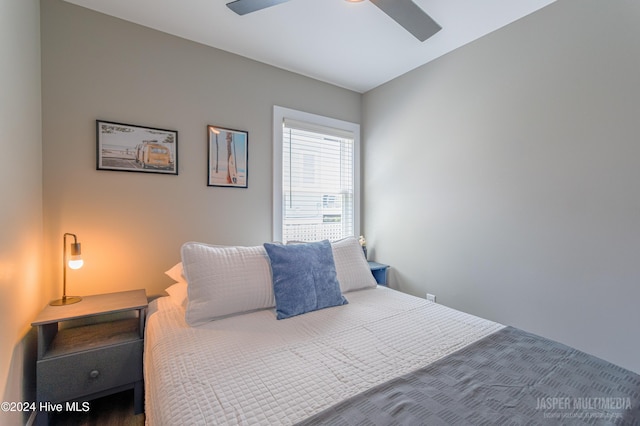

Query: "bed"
(144, 238), (640, 425)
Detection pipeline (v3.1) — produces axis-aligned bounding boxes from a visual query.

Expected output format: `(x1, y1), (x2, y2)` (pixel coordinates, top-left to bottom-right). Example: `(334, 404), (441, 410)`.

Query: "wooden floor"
(47, 390), (144, 426)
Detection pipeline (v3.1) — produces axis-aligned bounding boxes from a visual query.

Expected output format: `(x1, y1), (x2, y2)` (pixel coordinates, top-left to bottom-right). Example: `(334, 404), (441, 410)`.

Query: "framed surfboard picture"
(207, 125), (248, 188)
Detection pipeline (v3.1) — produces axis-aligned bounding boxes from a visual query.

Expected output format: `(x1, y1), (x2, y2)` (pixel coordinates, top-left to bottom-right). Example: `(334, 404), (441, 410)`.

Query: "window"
(273, 106), (360, 243)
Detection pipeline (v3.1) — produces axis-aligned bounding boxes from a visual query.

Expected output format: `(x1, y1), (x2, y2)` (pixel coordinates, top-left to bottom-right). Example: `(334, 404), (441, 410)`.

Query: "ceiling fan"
(225, 0), (442, 42)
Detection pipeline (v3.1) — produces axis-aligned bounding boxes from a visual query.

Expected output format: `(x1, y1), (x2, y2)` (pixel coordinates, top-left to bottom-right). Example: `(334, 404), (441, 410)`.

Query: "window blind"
(281, 119), (355, 243)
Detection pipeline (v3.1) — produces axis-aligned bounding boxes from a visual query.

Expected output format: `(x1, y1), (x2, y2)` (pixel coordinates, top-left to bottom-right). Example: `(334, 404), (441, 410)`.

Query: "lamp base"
(50, 296), (82, 306)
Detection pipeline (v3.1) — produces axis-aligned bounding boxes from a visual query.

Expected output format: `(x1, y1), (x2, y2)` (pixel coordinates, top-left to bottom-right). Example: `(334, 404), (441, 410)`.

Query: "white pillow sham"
(164, 262), (185, 283)
(331, 237), (377, 293)
(165, 281), (188, 308)
(181, 242), (275, 326)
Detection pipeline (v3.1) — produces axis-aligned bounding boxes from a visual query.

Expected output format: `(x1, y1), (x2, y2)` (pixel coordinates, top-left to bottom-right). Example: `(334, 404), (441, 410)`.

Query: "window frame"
(273, 105), (360, 243)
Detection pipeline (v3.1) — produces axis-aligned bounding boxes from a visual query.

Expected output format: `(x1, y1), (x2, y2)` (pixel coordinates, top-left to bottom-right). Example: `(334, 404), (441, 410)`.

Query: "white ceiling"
(63, 0), (555, 93)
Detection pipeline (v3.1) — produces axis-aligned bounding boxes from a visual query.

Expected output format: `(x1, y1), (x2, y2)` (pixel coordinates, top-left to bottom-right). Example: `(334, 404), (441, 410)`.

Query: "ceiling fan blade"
(369, 0), (441, 42)
(226, 0), (290, 15)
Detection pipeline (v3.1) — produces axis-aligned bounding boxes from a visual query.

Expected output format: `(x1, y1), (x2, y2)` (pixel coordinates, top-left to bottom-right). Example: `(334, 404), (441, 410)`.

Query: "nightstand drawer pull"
(89, 370), (100, 379)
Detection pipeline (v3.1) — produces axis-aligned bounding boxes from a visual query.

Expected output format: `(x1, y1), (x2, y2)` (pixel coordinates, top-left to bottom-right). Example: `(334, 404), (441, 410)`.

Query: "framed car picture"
(96, 120), (178, 175)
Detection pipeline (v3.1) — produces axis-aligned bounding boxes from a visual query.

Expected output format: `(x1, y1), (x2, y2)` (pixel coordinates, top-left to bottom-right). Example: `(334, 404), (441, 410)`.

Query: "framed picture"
(96, 120), (178, 175)
(207, 125), (248, 188)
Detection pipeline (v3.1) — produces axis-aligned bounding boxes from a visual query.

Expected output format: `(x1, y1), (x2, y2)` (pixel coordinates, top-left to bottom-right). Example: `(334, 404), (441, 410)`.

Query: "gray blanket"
(296, 326), (640, 425)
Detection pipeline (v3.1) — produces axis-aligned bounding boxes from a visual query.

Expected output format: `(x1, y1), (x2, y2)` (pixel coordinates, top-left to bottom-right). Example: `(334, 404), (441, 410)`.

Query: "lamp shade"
(68, 242), (83, 269)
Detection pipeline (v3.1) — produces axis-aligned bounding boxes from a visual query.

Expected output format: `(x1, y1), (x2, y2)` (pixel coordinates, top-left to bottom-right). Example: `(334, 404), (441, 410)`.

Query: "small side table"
(32, 289), (147, 425)
(368, 261), (390, 286)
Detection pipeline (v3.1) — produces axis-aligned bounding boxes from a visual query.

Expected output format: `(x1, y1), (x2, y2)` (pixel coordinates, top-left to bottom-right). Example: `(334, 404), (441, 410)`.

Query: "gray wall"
(0, 0), (43, 424)
(41, 0), (361, 298)
(363, 0), (640, 374)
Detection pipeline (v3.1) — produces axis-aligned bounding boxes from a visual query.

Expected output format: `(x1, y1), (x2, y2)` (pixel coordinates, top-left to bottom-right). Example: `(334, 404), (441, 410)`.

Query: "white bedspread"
(144, 286), (503, 425)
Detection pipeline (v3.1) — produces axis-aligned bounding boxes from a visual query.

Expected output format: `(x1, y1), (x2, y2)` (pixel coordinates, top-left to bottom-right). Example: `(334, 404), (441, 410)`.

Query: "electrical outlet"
(426, 293), (436, 303)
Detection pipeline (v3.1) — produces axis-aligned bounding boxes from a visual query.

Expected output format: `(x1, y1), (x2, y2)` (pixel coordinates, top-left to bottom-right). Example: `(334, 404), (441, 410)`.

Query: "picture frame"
(96, 120), (178, 175)
(207, 125), (248, 188)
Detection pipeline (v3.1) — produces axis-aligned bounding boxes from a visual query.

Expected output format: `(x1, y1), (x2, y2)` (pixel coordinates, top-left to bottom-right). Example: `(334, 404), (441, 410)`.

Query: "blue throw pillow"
(264, 240), (348, 320)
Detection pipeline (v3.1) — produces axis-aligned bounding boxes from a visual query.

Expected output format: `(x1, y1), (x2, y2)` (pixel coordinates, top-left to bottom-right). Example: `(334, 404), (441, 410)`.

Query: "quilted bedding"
(144, 286), (503, 425)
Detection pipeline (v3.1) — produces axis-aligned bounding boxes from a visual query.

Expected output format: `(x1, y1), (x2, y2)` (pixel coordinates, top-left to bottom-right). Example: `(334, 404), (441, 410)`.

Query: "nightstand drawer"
(37, 339), (143, 403)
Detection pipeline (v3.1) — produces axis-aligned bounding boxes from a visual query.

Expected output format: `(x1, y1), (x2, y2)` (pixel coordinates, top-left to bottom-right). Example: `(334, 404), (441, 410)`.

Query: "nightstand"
(368, 261), (390, 286)
(32, 289), (147, 425)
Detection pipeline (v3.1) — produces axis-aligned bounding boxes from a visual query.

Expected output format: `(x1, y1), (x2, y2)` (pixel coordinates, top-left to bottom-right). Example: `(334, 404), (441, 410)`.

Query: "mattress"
(144, 286), (504, 425)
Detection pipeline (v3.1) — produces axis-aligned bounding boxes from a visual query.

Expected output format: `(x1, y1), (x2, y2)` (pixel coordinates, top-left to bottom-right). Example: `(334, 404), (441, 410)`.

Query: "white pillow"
(181, 242), (275, 326)
(165, 282), (188, 308)
(331, 237), (377, 293)
(164, 262), (185, 283)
